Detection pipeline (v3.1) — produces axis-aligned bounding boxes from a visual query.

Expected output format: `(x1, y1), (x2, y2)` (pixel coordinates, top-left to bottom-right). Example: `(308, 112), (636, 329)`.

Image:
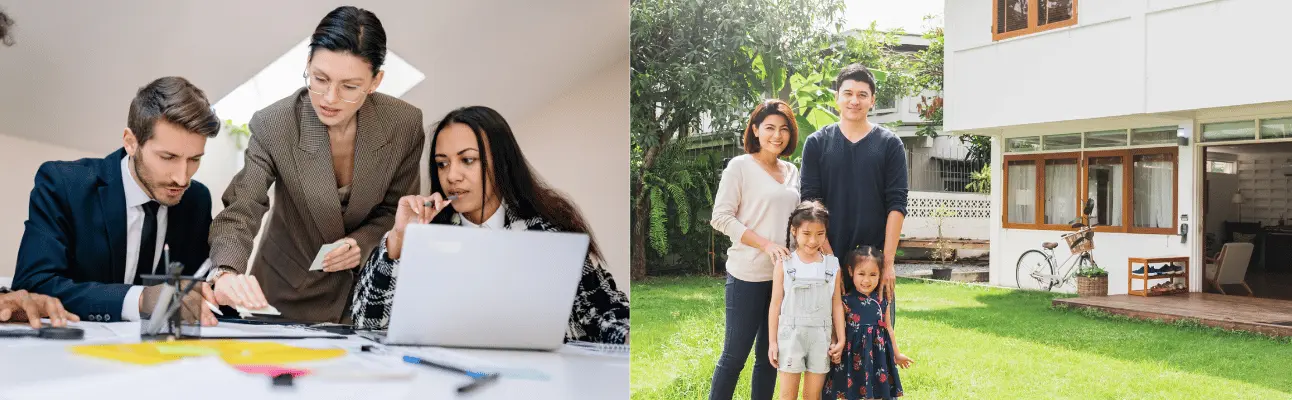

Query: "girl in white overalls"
(768, 201), (844, 400)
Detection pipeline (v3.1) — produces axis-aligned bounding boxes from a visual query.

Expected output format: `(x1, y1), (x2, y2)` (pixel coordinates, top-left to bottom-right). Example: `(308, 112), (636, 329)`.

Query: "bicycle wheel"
(1016, 250), (1056, 291)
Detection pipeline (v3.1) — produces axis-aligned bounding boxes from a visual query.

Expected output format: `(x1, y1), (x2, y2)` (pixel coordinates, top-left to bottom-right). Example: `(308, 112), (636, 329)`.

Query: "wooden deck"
(1054, 293), (1292, 337)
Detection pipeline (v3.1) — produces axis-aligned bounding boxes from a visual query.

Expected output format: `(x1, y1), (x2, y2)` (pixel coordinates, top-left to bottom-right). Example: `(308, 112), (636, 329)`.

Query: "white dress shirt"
(120, 156), (168, 321)
(458, 203), (506, 229)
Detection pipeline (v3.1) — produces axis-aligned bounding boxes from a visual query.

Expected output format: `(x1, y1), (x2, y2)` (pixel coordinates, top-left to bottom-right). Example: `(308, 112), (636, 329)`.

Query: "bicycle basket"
(1063, 230), (1094, 254)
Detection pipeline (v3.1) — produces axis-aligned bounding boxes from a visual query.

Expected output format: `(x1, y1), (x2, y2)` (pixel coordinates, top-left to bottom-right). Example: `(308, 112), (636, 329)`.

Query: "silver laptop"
(382, 223), (589, 350)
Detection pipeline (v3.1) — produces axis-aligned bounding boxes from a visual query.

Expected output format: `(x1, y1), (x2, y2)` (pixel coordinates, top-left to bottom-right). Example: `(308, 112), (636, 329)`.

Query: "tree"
(631, 0), (845, 279)
(787, 25), (916, 163)
(909, 16), (991, 167)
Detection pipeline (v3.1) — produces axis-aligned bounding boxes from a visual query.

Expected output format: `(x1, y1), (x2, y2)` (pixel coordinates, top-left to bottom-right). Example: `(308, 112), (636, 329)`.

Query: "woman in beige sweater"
(708, 99), (801, 400)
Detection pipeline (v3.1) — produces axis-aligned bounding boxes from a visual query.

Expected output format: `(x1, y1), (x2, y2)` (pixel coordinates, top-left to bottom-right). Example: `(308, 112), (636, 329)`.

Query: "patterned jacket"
(349, 207), (630, 344)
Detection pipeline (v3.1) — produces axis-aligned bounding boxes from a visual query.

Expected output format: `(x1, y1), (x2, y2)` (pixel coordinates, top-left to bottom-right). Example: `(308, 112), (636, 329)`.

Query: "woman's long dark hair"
(428, 106), (603, 260)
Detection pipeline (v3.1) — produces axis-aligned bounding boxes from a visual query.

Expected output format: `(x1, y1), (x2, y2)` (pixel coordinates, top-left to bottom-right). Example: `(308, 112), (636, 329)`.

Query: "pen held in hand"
(205, 301), (223, 316)
(423, 195), (458, 208)
(410, 195), (455, 216)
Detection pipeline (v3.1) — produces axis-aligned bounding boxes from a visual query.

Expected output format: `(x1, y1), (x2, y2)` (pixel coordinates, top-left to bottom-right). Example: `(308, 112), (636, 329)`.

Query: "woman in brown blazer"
(205, 6), (424, 323)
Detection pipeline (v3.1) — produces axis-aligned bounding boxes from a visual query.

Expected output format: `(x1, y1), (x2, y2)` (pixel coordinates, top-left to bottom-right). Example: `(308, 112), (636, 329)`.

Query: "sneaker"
(1132, 266), (1164, 275)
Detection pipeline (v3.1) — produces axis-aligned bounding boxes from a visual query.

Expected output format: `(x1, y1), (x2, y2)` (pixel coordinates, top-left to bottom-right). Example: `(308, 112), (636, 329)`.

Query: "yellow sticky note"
(155, 344), (220, 356)
(70, 340), (345, 366)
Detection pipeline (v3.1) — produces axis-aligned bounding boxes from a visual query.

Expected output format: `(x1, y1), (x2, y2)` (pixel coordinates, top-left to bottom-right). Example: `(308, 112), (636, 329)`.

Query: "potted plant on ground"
(930, 202), (955, 280)
(1075, 262), (1108, 297)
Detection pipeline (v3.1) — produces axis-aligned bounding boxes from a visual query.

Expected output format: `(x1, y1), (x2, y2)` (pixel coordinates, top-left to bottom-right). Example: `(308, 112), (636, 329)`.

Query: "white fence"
(903, 191), (991, 241)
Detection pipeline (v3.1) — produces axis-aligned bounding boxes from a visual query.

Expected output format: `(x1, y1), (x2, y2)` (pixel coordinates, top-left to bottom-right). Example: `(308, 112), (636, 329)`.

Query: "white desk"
(0, 322), (627, 399)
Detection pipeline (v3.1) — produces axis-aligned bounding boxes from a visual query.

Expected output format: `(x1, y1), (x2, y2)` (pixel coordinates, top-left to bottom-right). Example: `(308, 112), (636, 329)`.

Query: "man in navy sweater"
(800, 64), (909, 303)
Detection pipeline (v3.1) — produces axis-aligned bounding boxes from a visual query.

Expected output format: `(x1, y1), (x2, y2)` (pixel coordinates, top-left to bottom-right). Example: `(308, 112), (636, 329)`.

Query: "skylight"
(212, 37), (425, 125)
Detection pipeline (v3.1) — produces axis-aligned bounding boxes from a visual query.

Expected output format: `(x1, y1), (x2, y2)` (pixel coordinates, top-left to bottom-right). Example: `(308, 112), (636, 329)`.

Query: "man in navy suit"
(12, 76), (220, 325)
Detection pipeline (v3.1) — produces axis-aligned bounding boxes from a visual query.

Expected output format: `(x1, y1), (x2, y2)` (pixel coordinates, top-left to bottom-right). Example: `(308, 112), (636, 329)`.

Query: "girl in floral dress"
(822, 246), (913, 400)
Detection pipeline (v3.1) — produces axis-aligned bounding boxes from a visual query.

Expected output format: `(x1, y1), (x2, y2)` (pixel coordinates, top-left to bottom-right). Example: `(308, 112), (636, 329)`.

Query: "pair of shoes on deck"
(1149, 281), (1185, 293)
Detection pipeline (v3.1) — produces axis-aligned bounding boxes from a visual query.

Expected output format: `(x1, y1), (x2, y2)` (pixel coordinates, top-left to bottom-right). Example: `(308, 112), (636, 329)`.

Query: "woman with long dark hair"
(207, 6), (425, 323)
(349, 106), (630, 344)
(709, 99), (802, 399)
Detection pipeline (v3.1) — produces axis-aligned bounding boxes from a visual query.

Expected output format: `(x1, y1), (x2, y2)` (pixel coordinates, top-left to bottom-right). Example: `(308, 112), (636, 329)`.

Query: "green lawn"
(631, 276), (1292, 399)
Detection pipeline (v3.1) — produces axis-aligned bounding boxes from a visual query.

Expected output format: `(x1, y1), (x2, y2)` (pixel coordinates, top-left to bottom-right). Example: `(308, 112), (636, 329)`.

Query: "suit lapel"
(293, 94), (345, 240)
(100, 149), (128, 283)
(342, 98), (394, 227)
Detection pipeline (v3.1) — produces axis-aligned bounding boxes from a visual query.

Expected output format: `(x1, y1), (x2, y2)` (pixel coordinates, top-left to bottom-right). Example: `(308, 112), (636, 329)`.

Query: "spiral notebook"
(562, 340), (630, 357)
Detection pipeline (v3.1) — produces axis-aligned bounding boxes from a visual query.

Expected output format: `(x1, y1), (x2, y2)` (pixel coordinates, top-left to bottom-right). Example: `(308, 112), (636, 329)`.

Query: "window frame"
(1002, 147), (1178, 234)
(1002, 151), (1082, 230)
(992, 0), (1080, 42)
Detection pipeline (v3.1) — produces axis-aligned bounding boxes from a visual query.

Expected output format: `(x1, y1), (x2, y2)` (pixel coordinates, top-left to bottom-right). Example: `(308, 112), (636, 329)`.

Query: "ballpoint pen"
(402, 355), (500, 394)
(416, 195), (457, 223)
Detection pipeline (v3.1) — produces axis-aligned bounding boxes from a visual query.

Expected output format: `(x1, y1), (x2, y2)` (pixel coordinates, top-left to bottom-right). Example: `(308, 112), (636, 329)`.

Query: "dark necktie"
(134, 201), (159, 284)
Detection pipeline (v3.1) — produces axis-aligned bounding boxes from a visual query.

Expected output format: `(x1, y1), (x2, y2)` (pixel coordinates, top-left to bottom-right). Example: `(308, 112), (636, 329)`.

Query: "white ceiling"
(0, 0), (627, 153)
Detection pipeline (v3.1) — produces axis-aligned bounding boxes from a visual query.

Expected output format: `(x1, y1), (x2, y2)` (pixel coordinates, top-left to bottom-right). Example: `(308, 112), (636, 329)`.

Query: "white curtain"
(1108, 164), (1123, 224)
(1045, 161), (1078, 224)
(1087, 161), (1122, 226)
(1134, 155), (1174, 228)
(1008, 163), (1035, 224)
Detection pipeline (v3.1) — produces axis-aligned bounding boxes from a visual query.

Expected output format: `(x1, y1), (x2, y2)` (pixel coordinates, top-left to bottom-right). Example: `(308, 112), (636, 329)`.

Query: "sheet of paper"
(0, 358), (262, 400)
(234, 304), (282, 316)
(0, 357), (412, 400)
(310, 242), (345, 271)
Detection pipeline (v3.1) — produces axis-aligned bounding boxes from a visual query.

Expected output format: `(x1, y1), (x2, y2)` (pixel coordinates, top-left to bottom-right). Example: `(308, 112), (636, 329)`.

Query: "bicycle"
(1016, 203), (1100, 291)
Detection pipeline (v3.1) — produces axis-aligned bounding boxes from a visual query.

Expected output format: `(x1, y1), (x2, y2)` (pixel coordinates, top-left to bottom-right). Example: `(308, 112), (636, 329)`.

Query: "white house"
(944, 0), (1292, 296)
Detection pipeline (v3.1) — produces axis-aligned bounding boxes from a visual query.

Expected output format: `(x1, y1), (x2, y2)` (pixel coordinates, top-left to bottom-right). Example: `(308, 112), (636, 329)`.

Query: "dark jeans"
(708, 274), (776, 400)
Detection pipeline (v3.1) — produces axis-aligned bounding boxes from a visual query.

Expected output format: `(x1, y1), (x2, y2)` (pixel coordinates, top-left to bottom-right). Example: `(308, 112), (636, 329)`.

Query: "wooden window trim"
(1002, 156), (1036, 230)
(1125, 147), (1179, 235)
(992, 0), (1079, 42)
(1080, 149), (1130, 234)
(1003, 147), (1178, 234)
(1003, 152), (1081, 230)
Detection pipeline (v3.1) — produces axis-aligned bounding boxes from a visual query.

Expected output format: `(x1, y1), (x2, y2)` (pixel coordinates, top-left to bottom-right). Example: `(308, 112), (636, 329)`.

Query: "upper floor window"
(993, 0), (1078, 41)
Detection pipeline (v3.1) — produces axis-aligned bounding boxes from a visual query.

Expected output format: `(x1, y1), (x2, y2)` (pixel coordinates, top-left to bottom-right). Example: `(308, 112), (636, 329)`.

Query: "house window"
(993, 0), (1078, 41)
(1201, 121), (1256, 142)
(1044, 158), (1079, 224)
(1086, 156), (1123, 227)
(1084, 130), (1127, 148)
(1131, 126), (1177, 146)
(1207, 160), (1237, 174)
(1003, 147), (1177, 233)
(1131, 153), (1175, 230)
(1006, 160), (1037, 224)
(1260, 117), (1292, 139)
(1043, 133), (1082, 151)
(1007, 136), (1041, 152)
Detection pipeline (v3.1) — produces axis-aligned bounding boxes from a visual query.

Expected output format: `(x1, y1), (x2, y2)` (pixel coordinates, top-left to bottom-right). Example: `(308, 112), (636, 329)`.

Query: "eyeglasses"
(303, 72), (368, 104)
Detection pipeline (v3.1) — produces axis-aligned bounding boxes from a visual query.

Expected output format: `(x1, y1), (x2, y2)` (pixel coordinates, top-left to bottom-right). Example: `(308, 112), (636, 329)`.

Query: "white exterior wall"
(945, 0), (1292, 132)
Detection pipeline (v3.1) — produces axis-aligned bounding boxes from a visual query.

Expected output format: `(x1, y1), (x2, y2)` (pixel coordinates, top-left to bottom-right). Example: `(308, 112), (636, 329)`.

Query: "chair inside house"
(1222, 221), (1263, 270)
(1205, 242), (1255, 296)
